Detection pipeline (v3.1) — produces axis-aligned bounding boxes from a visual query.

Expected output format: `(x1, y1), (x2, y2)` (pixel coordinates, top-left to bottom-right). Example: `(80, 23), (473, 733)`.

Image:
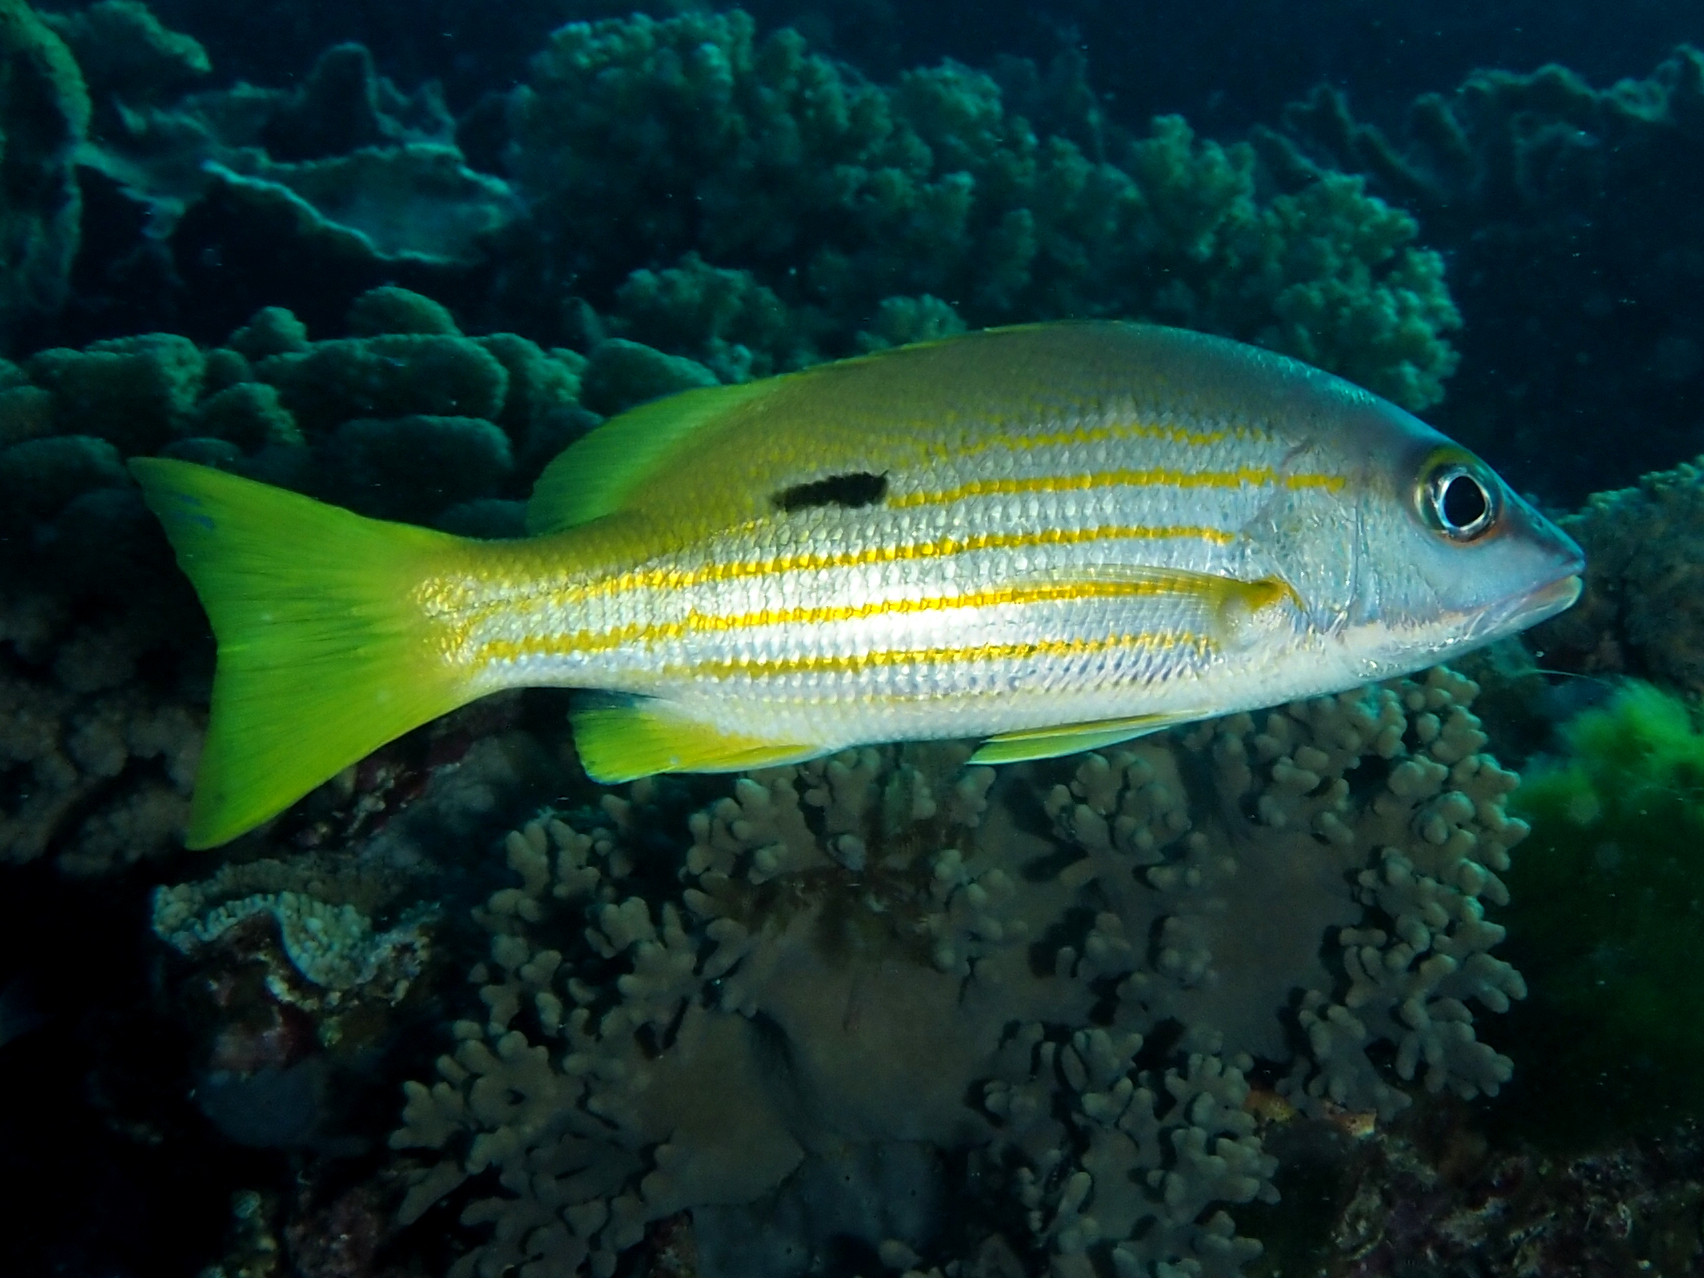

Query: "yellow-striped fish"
(132, 322), (1583, 849)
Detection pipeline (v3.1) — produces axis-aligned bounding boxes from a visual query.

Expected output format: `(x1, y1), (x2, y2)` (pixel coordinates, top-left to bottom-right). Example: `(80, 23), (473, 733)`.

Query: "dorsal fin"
(526, 379), (775, 534)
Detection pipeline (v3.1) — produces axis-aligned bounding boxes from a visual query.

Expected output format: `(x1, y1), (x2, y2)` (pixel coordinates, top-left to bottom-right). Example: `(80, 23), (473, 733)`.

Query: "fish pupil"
(774, 472), (889, 512)
(1441, 473), (1490, 531)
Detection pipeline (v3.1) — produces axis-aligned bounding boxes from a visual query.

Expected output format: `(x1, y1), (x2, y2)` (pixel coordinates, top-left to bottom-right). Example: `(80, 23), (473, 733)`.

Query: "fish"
(130, 321), (1584, 849)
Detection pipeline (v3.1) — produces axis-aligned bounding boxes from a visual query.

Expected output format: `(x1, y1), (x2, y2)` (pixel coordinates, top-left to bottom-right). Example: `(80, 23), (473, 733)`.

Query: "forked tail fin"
(131, 458), (478, 848)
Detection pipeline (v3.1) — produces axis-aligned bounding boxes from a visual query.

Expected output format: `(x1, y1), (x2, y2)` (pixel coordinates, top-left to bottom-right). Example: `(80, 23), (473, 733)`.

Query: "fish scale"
(130, 321), (1584, 847)
(455, 417), (1320, 722)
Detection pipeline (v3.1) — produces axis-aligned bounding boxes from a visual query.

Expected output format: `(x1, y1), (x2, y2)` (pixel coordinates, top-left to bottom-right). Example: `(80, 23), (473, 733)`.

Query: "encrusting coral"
(152, 845), (439, 1003)
(503, 8), (1460, 407)
(390, 668), (1525, 1277)
(33, 3), (518, 344)
(1526, 455), (1704, 696)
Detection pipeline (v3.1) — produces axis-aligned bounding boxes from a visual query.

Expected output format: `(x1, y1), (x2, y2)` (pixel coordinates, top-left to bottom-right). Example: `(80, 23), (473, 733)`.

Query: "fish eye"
(1419, 455), (1499, 542)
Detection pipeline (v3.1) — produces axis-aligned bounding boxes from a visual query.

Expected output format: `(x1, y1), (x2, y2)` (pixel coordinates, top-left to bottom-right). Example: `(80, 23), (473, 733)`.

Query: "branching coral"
(1045, 668), (1526, 1120)
(503, 8), (1459, 406)
(608, 253), (805, 383)
(392, 749), (1020, 1277)
(390, 669), (1524, 1276)
(0, 549), (200, 873)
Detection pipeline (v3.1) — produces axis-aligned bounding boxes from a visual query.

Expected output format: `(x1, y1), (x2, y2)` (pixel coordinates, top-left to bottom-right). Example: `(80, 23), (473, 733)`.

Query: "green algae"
(1498, 682), (1704, 1143)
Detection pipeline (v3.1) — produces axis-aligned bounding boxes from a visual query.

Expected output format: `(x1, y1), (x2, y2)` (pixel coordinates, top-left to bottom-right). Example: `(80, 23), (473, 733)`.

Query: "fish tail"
(130, 458), (478, 848)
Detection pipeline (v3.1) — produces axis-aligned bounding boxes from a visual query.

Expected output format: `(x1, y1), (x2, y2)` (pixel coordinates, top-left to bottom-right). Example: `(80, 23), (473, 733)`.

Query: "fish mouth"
(1491, 571), (1584, 635)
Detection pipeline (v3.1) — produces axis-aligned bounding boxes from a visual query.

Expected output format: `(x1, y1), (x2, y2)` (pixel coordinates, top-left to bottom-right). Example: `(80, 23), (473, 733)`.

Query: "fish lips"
(1471, 558), (1585, 643)
(1503, 570), (1584, 630)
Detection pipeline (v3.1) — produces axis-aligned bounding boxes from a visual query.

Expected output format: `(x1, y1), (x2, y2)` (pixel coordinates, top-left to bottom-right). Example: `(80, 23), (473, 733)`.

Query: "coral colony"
(382, 669), (1524, 1276)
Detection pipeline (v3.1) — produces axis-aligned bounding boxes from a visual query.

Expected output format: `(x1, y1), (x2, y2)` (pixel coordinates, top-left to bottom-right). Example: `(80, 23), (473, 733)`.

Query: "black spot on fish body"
(773, 471), (888, 512)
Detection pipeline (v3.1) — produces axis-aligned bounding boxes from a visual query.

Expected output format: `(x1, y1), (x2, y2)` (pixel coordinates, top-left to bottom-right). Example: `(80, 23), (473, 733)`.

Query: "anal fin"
(572, 698), (821, 783)
(969, 712), (1198, 766)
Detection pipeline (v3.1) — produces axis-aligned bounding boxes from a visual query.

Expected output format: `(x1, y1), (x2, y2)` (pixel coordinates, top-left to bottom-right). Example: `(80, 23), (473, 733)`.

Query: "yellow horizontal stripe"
(471, 577), (1224, 668)
(554, 522), (1238, 610)
(675, 630), (1215, 681)
(888, 467), (1346, 510)
(430, 524), (1242, 628)
(439, 468), (1323, 633)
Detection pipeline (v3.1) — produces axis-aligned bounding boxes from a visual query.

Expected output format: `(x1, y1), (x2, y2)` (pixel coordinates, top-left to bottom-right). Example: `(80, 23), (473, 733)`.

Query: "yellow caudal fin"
(131, 458), (478, 848)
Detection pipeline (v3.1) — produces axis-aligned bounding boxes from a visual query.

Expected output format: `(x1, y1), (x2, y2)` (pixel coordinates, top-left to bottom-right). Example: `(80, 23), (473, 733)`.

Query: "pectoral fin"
(571, 698), (821, 783)
(1035, 563), (1295, 620)
(997, 563), (1302, 658)
(969, 712), (1199, 766)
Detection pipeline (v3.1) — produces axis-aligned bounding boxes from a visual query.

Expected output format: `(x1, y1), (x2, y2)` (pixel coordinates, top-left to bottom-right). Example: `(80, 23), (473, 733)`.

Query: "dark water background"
(129, 0), (1704, 128)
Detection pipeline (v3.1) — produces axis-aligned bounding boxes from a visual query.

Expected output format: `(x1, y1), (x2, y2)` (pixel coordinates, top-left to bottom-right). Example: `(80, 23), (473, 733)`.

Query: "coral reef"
(1257, 46), (1704, 503)
(1055, 668), (1527, 1120)
(40, 8), (517, 346)
(389, 667), (1524, 1276)
(0, 2), (1463, 405)
(142, 694), (570, 1158)
(64, 29), (458, 228)
(1247, 1098), (1704, 1277)
(502, 8), (1459, 405)
(0, 589), (200, 872)
(0, 459), (204, 872)
(43, 0), (209, 108)
(0, 0), (90, 345)
(1526, 455), (1704, 696)
(193, 144), (518, 269)
(4, 284), (602, 518)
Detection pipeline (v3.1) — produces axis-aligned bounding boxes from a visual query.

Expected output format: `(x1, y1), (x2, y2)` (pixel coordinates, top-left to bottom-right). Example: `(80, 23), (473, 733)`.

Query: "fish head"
(1320, 398), (1584, 681)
